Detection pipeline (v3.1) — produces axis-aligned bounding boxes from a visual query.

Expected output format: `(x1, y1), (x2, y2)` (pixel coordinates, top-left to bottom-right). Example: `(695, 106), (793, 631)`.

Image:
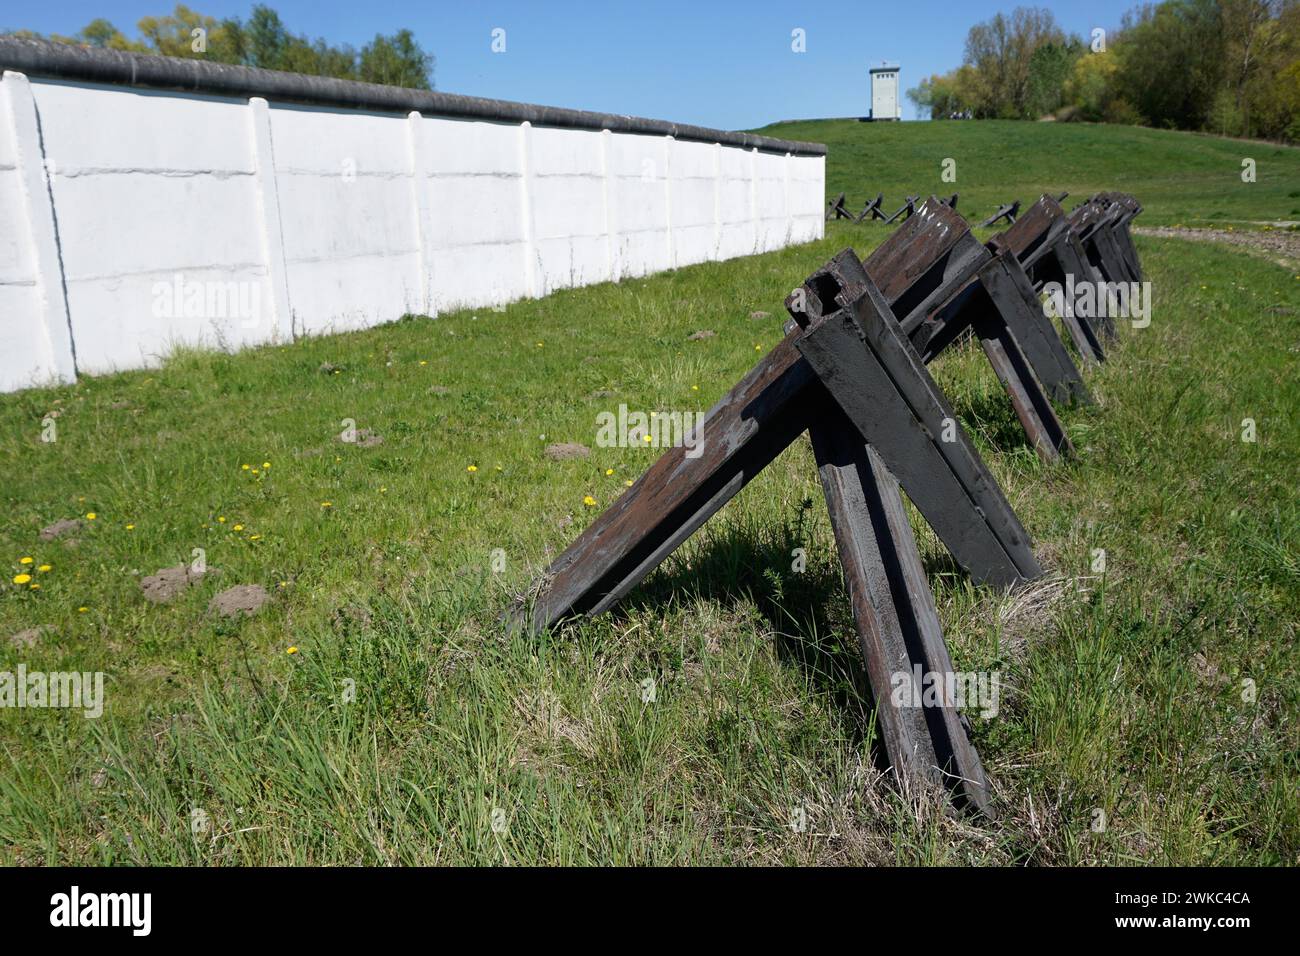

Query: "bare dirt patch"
(40, 518), (83, 541)
(140, 564), (209, 604)
(1135, 226), (1300, 270)
(8, 625), (54, 649)
(545, 442), (591, 461)
(687, 330), (717, 341)
(209, 584), (269, 618)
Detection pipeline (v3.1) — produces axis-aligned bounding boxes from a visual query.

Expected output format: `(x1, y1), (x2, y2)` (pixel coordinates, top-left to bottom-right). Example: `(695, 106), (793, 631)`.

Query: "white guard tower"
(870, 62), (901, 121)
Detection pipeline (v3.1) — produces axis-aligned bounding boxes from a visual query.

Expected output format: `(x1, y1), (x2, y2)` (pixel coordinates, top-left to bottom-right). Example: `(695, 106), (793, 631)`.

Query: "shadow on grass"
(612, 508), (887, 762)
(956, 384), (1042, 457)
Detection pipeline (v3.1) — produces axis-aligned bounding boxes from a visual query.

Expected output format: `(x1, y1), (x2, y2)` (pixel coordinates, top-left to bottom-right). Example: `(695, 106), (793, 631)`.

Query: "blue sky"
(7, 0), (1140, 128)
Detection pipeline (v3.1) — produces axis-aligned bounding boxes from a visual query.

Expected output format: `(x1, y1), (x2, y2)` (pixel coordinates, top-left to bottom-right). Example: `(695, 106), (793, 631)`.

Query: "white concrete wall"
(0, 70), (825, 392)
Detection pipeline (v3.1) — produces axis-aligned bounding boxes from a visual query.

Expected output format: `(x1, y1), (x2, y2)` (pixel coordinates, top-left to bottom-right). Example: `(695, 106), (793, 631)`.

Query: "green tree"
(360, 29), (433, 89)
(1024, 38), (1086, 117)
(242, 4), (290, 69)
(50, 18), (146, 52)
(963, 6), (1067, 118)
(33, 4), (434, 90)
(1242, 1), (1300, 139)
(137, 4), (222, 57)
(1115, 0), (1226, 130)
(906, 66), (979, 118)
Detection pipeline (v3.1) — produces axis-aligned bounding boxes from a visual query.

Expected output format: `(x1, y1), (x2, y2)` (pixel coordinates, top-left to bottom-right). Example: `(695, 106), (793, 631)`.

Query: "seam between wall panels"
(406, 110), (436, 317)
(784, 152), (792, 247)
(247, 97), (294, 342)
(712, 142), (721, 261)
(518, 120), (536, 298)
(600, 129), (616, 283)
(664, 135), (674, 270)
(3, 69), (76, 384)
(749, 146), (758, 255)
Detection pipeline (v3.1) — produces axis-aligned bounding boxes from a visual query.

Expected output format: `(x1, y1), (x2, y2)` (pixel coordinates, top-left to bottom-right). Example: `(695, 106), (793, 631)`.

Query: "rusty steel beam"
(855, 191), (887, 222)
(791, 249), (1043, 587)
(979, 200), (1021, 228)
(809, 396), (993, 814)
(1069, 200), (1130, 290)
(884, 195), (920, 225)
(1094, 192), (1144, 281)
(995, 195), (1107, 364)
(826, 191), (852, 222)
(865, 199), (1076, 461)
(510, 332), (815, 635)
(985, 235), (1093, 407)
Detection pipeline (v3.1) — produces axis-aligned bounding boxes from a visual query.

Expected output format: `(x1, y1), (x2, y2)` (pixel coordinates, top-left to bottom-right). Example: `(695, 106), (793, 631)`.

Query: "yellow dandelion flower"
(241, 464), (250, 471)
(78, 606), (88, 613)
(28, 583), (39, 590)
(754, 344), (762, 352)
(278, 581), (287, 588)
(625, 480), (634, 487)
(85, 512), (97, 520)
(249, 534), (261, 541)
(218, 516), (226, 523)
(583, 495), (597, 506)
(691, 385), (699, 391)
(380, 486), (387, 493)
(467, 465), (478, 472)
(605, 468), (614, 476)
(263, 462), (271, 469)
(125, 523), (135, 530)
(321, 501), (332, 508)
(419, 360), (428, 366)
(233, 524), (244, 531)
(19, 557), (33, 565)
(12, 573), (31, 585)
(37, 564), (51, 573)
(643, 434), (652, 442)
(251, 469), (259, 475)
(287, 646), (298, 655)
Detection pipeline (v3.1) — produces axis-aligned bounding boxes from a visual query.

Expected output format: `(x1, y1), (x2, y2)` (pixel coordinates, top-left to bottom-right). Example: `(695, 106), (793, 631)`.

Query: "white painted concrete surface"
(0, 71), (824, 392)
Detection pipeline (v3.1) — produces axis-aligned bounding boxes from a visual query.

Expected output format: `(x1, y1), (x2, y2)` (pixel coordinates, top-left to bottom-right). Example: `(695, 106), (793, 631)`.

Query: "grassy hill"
(754, 118), (1300, 228)
(1, 121), (1297, 865)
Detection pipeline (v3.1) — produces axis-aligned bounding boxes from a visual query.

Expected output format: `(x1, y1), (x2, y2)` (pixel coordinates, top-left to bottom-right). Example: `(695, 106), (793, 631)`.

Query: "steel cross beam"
(884, 195), (921, 225)
(510, 247), (1046, 814)
(1068, 199), (1135, 291)
(979, 200), (1021, 228)
(855, 191), (887, 222)
(994, 194), (1108, 364)
(1093, 192), (1144, 281)
(862, 198), (1077, 461)
(826, 191), (853, 222)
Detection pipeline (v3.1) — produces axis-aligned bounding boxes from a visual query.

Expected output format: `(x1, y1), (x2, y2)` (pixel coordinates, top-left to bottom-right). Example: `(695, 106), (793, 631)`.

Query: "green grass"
(1, 120), (1298, 865)
(755, 118), (1300, 228)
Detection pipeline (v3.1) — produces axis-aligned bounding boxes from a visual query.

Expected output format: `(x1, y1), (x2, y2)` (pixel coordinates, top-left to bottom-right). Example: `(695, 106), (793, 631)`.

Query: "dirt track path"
(1135, 226), (1300, 271)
